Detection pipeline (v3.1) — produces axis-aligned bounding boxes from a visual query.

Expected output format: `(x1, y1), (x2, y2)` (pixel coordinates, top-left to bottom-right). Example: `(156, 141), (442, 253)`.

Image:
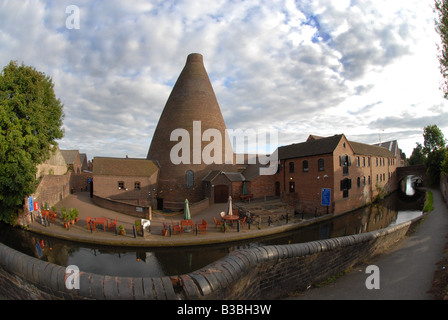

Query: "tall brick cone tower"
(147, 53), (234, 208)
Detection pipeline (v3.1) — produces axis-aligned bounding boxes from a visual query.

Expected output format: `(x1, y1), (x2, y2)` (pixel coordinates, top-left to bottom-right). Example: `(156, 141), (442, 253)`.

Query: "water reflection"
(0, 188), (424, 277)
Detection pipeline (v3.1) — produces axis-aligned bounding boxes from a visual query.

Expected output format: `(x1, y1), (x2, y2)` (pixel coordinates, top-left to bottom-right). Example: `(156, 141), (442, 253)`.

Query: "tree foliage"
(435, 0), (448, 99)
(0, 61), (64, 223)
(423, 124), (446, 155)
(408, 142), (425, 166)
(419, 124), (447, 184)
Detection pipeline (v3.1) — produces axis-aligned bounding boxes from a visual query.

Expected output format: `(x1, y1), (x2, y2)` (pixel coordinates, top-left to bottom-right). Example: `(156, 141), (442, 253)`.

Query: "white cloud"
(0, 0), (446, 159)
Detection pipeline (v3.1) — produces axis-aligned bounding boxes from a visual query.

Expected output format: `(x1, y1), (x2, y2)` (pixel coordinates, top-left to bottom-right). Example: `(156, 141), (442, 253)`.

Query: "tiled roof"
(349, 141), (395, 158)
(60, 150), (79, 164)
(278, 134), (344, 160)
(93, 157), (159, 177)
(278, 134), (396, 160)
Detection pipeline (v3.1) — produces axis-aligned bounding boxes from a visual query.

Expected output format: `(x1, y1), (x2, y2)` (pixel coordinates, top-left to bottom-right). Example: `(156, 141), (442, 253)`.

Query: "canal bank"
(22, 192), (339, 248)
(22, 187), (425, 248)
(287, 187), (448, 300)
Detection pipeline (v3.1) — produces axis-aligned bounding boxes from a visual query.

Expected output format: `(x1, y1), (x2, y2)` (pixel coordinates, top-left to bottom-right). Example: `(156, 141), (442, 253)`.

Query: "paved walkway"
(287, 188), (448, 300)
(28, 192), (306, 247)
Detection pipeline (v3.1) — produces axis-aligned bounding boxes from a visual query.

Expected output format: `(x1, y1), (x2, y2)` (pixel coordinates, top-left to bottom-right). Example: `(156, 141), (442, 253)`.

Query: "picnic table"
(222, 215), (239, 226)
(92, 217), (108, 231)
(181, 219), (195, 232)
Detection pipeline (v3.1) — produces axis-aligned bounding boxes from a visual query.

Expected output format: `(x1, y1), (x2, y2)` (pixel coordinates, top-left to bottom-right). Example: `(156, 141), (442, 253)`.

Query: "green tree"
(0, 61), (64, 224)
(422, 124), (447, 185)
(436, 0), (448, 98)
(423, 124), (446, 155)
(441, 150), (448, 174)
(408, 142), (425, 166)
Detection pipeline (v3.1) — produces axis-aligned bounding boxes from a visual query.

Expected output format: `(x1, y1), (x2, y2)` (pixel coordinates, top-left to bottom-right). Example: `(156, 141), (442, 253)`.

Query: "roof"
(278, 134), (396, 160)
(60, 150), (80, 164)
(350, 141), (395, 158)
(202, 170), (222, 182)
(93, 157), (159, 177)
(278, 134), (344, 160)
(202, 170), (245, 182)
(222, 172), (245, 182)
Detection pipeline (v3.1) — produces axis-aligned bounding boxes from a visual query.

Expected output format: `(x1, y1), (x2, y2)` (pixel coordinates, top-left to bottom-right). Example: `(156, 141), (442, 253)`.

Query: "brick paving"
(28, 192), (306, 247)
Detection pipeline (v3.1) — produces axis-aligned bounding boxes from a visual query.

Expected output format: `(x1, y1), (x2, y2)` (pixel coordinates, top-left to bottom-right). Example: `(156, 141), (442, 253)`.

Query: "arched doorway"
(214, 185), (229, 203)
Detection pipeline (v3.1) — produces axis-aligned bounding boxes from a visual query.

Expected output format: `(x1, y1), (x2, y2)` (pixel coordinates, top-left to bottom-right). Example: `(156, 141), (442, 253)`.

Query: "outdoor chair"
(46, 211), (57, 223)
(108, 218), (117, 232)
(172, 220), (183, 235)
(239, 216), (247, 229)
(214, 217), (223, 228)
(197, 219), (207, 234)
(86, 216), (96, 231)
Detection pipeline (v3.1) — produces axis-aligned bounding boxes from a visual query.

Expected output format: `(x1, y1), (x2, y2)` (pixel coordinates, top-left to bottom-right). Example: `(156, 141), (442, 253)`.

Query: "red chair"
(172, 220), (183, 235)
(86, 216), (96, 231)
(197, 219), (207, 234)
(48, 211), (57, 223)
(239, 216), (247, 229)
(108, 218), (117, 231)
(214, 217), (223, 228)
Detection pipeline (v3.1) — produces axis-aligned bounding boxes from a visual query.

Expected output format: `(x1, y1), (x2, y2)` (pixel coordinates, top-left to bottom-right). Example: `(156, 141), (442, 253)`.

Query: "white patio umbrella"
(184, 199), (191, 220)
(226, 196), (233, 215)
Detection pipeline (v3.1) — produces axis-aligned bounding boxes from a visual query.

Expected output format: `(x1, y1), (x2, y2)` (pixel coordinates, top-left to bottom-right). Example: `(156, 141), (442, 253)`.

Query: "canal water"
(0, 185), (425, 278)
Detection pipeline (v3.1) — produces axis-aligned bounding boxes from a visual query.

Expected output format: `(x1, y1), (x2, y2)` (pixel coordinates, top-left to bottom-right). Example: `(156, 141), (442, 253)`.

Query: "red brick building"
(276, 134), (398, 215)
(92, 157), (159, 206)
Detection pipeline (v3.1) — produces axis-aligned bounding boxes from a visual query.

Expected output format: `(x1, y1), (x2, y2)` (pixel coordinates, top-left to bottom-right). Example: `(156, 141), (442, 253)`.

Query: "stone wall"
(0, 214), (425, 300)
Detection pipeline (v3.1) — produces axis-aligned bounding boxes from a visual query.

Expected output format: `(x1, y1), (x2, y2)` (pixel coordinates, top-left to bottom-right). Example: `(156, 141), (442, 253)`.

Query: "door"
(214, 185), (229, 203)
(275, 181), (281, 196)
(157, 197), (163, 210)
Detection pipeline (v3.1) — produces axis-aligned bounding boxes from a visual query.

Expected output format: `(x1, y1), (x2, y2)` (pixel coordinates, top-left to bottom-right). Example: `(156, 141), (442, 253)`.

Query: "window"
(340, 155), (351, 175)
(303, 160), (309, 172)
(357, 177), (361, 188)
(186, 170), (194, 188)
(134, 182), (141, 190)
(118, 181), (125, 190)
(318, 159), (325, 171)
(289, 162), (294, 173)
(340, 178), (352, 198)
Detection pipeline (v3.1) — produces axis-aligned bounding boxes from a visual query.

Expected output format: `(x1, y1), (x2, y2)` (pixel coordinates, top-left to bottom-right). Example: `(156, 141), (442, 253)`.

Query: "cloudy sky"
(1, 0), (447, 160)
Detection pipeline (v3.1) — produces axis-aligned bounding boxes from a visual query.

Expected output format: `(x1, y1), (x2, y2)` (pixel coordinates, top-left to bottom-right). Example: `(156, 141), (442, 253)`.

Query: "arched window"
(303, 160), (309, 172)
(186, 170), (194, 188)
(289, 162), (294, 173)
(318, 159), (325, 171)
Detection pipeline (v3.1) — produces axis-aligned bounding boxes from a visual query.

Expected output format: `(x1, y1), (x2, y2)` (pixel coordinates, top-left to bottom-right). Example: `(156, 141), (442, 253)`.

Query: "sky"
(1, 0), (447, 161)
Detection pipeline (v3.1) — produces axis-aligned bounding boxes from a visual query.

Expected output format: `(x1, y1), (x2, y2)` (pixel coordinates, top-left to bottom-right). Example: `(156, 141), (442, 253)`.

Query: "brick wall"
(0, 213), (425, 300)
(276, 137), (398, 216)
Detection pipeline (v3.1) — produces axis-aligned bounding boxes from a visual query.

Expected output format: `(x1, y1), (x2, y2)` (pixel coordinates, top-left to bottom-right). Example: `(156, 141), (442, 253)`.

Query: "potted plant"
(60, 207), (69, 229)
(118, 225), (126, 235)
(70, 208), (79, 223)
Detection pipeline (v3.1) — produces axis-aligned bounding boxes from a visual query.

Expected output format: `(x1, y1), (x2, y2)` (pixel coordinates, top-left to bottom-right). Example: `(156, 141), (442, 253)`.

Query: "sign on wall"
(321, 188), (331, 206)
